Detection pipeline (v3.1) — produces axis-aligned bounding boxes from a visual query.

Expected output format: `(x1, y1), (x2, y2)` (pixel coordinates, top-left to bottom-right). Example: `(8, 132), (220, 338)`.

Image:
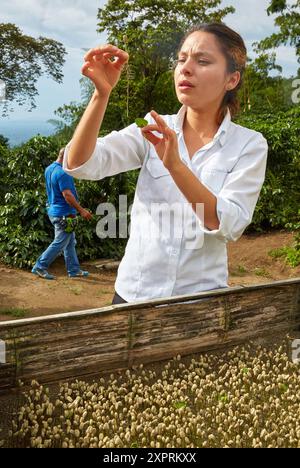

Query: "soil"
(0, 229), (299, 321)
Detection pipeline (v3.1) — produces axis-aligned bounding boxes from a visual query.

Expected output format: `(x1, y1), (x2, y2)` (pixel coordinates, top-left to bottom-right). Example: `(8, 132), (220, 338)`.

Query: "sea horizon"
(0, 119), (55, 147)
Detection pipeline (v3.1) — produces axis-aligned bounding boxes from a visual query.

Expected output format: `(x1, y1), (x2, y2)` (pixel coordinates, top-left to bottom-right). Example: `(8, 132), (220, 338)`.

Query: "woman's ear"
(226, 70), (240, 91)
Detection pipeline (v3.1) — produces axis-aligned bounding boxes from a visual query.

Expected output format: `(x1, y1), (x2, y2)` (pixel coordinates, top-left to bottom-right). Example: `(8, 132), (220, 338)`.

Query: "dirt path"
(0, 229), (299, 321)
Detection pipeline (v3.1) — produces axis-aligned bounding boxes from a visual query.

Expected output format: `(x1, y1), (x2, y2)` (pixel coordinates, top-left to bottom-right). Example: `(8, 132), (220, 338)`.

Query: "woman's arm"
(168, 161), (220, 230)
(141, 110), (219, 229)
(66, 90), (110, 170)
(141, 110), (268, 240)
(66, 44), (129, 170)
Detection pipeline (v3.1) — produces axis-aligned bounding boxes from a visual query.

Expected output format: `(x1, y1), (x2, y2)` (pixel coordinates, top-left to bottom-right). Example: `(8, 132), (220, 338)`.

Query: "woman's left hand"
(141, 110), (182, 171)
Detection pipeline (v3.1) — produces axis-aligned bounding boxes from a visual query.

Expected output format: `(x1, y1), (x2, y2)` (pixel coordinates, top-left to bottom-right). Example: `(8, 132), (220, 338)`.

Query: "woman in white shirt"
(63, 22), (268, 304)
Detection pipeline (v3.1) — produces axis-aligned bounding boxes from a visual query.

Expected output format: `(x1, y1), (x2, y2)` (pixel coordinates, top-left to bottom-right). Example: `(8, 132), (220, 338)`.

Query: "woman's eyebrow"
(178, 51), (214, 59)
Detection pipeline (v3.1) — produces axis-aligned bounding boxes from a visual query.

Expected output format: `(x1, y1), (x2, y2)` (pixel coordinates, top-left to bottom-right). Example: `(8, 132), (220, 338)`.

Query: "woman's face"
(174, 31), (239, 111)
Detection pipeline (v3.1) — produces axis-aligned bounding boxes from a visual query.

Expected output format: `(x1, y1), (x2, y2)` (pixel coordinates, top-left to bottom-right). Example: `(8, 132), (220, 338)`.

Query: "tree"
(0, 135), (9, 148)
(238, 55), (297, 114)
(0, 143), (9, 205)
(0, 23), (66, 116)
(253, 0), (300, 74)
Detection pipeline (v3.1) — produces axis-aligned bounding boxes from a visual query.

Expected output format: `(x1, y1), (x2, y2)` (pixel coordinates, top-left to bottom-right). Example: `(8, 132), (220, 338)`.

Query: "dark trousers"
(111, 291), (127, 305)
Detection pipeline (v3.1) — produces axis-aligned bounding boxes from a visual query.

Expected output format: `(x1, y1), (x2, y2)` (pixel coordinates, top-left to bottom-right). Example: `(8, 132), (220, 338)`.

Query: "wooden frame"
(0, 278), (299, 391)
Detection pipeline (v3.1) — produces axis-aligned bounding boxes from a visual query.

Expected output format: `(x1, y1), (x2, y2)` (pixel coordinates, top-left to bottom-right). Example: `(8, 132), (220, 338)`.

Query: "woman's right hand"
(81, 44), (129, 96)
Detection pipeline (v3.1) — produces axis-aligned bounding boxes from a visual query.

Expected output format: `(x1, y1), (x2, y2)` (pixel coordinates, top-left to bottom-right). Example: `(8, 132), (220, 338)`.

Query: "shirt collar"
(174, 104), (231, 147)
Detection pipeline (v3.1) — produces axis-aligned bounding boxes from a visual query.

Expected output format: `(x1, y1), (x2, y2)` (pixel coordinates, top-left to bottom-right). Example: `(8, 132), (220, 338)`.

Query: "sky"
(0, 0), (298, 126)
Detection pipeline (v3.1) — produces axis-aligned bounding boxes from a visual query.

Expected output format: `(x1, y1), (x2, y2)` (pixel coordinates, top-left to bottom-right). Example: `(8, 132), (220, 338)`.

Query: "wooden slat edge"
(1, 278), (300, 328)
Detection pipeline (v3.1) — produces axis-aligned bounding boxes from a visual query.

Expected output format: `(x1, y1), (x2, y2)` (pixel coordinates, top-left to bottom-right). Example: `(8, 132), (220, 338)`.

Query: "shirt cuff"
(62, 140), (100, 180)
(199, 196), (242, 242)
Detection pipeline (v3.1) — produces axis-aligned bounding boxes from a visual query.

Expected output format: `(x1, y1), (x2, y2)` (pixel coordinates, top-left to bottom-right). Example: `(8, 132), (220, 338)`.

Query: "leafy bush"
(0, 144), (10, 205)
(0, 135), (136, 268)
(0, 137), (55, 268)
(236, 106), (300, 232)
(268, 231), (300, 267)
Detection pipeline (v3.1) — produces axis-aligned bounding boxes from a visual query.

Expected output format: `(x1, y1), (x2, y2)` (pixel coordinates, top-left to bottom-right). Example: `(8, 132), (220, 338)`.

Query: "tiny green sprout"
(279, 383), (288, 393)
(218, 394), (229, 403)
(173, 400), (187, 410)
(135, 118), (148, 128)
(242, 367), (249, 374)
(131, 441), (139, 448)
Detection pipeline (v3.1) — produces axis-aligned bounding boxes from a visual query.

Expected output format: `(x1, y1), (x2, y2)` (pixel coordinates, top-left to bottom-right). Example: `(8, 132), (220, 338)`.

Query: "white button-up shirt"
(63, 105), (268, 302)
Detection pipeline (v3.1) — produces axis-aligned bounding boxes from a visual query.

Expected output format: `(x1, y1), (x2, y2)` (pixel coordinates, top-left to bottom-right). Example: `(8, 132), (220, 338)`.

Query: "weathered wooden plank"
(126, 284), (300, 365)
(0, 279), (299, 391)
(0, 364), (16, 390)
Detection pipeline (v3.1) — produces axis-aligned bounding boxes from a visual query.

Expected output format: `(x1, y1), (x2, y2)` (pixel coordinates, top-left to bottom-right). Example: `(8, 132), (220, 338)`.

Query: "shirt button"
(171, 249), (179, 256)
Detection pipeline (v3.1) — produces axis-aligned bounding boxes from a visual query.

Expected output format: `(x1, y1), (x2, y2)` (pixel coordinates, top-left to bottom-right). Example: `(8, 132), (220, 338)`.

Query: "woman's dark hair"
(177, 22), (247, 123)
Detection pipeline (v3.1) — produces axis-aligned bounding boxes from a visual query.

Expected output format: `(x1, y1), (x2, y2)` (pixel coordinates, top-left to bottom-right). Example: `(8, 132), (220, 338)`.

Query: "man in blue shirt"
(32, 147), (92, 279)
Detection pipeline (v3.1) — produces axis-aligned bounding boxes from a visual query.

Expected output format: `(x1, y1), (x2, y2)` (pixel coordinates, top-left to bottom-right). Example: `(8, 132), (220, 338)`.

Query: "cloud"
(275, 45), (298, 77)
(1, 0), (107, 48)
(221, 0), (277, 42)
(221, 0), (298, 76)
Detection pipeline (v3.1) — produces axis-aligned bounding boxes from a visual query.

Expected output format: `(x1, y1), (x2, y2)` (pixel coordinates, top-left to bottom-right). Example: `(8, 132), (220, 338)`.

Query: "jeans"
(33, 216), (81, 275)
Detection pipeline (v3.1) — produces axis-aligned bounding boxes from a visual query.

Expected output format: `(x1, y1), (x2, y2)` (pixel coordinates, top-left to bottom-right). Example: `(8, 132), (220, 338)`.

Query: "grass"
(268, 247), (285, 260)
(236, 264), (247, 274)
(268, 246), (300, 268)
(68, 286), (83, 296)
(230, 264), (247, 276)
(96, 288), (113, 296)
(253, 267), (271, 277)
(0, 308), (28, 318)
